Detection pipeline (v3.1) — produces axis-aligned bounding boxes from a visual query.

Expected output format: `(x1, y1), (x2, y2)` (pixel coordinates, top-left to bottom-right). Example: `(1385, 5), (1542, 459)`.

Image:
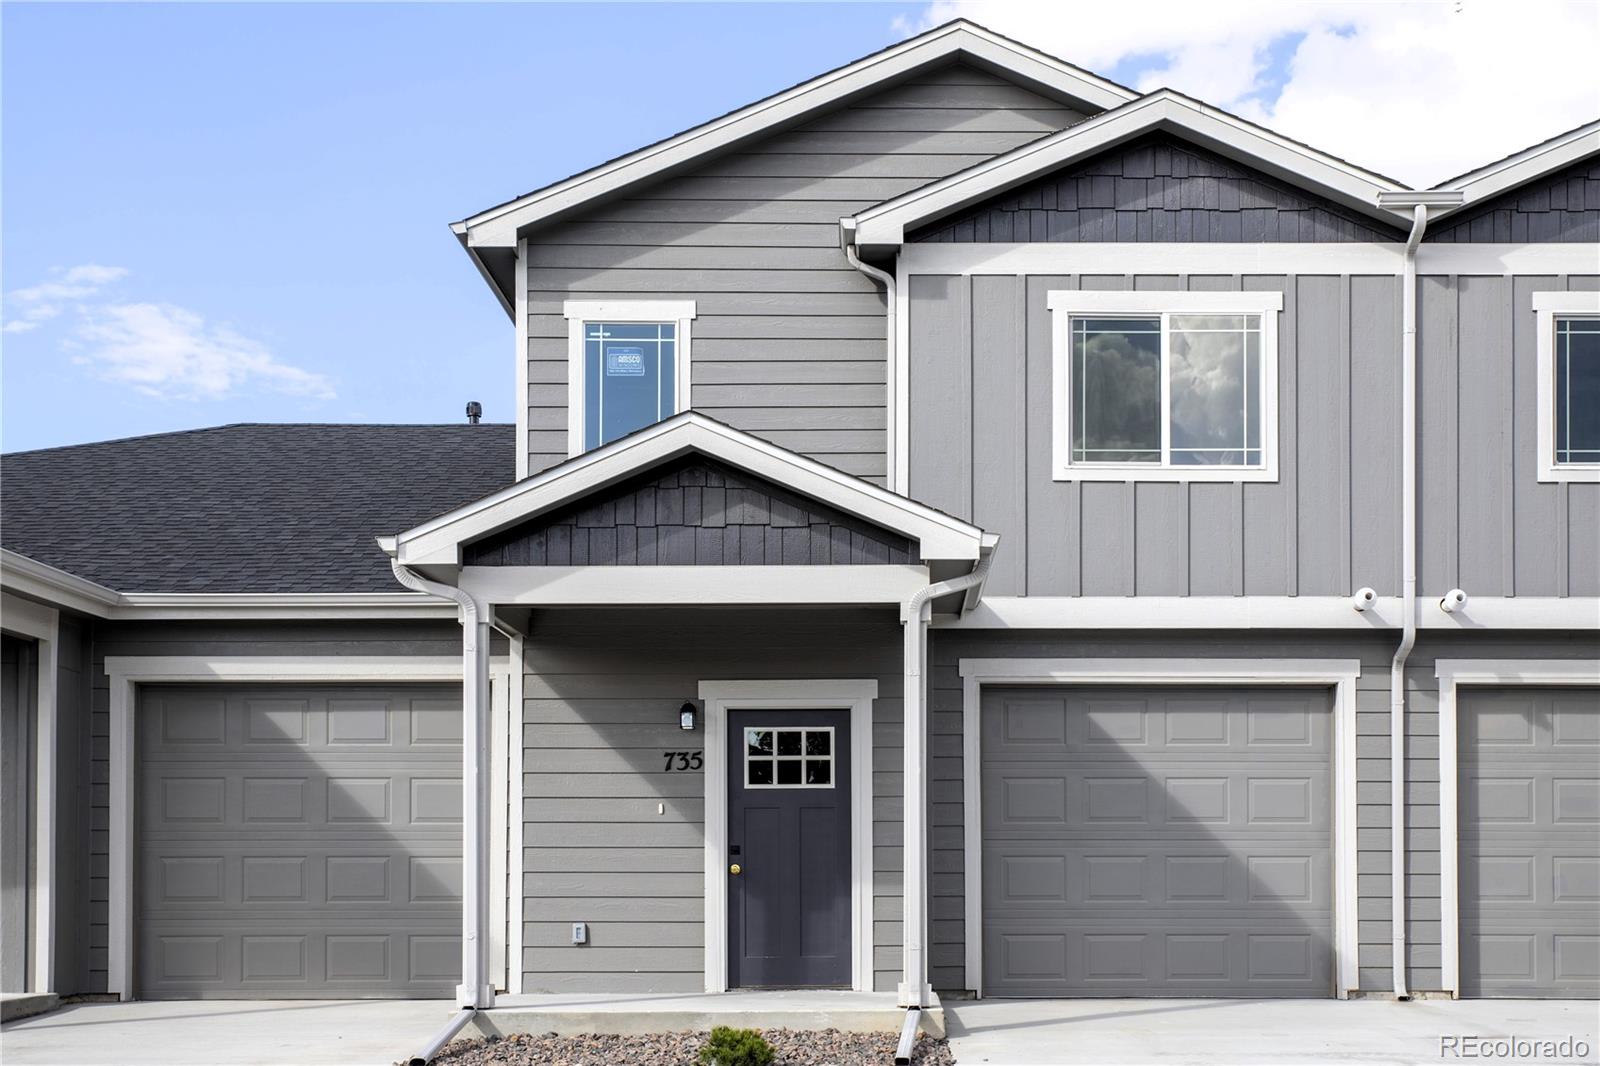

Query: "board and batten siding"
(522, 64), (1089, 482)
(520, 608), (904, 993)
(925, 628), (1600, 996)
(81, 620), (466, 994)
(1419, 273), (1600, 598)
(908, 271), (1403, 598)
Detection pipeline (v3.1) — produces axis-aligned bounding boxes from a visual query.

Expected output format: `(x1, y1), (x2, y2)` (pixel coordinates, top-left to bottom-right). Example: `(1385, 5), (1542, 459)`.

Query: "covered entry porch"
(380, 413), (994, 1020)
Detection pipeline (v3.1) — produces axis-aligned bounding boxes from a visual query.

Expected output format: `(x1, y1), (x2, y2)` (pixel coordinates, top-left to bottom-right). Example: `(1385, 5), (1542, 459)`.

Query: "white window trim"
(102, 654), (516, 1001)
(1047, 290), (1283, 483)
(1532, 291), (1600, 483)
(698, 678), (877, 994)
(1, 592), (59, 994)
(1434, 658), (1600, 998)
(957, 657), (1361, 999)
(563, 299), (696, 458)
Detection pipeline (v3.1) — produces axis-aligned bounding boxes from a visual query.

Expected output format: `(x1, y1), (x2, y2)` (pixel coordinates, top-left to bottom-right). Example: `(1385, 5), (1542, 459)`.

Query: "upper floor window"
(1047, 291), (1282, 482)
(1534, 292), (1600, 483)
(563, 300), (695, 455)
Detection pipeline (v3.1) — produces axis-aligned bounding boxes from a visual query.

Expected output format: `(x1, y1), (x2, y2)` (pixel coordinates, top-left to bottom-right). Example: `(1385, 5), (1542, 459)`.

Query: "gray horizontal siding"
(911, 134), (1404, 243)
(908, 271), (1403, 598)
(464, 458), (913, 566)
(524, 63), (1090, 481)
(520, 608), (904, 994)
(1419, 273), (1600, 597)
(82, 620), (465, 995)
(1427, 156), (1600, 243)
(925, 628), (1600, 996)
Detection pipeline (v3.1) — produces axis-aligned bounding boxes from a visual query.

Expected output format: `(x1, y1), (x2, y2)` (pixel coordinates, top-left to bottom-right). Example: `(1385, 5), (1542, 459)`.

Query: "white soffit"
(452, 20), (1135, 250)
(848, 90), (1413, 252)
(392, 413), (987, 568)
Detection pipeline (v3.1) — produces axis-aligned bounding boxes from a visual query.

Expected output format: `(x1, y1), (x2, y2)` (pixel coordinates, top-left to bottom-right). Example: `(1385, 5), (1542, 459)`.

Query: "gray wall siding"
(910, 135), (1404, 243)
(52, 614), (94, 995)
(1427, 156), (1600, 243)
(465, 458), (913, 566)
(520, 608), (904, 993)
(925, 628), (1600, 996)
(81, 620), (462, 994)
(523, 64), (1087, 481)
(1419, 273), (1600, 598)
(908, 271), (1403, 598)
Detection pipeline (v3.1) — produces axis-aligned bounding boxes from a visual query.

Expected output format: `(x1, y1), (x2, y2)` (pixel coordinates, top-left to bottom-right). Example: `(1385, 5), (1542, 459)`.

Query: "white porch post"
(899, 602), (932, 1007)
(459, 612), (495, 1008)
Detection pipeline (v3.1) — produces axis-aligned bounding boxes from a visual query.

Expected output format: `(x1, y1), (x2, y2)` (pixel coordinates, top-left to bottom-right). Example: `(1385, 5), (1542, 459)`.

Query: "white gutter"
(388, 557), (496, 1012)
(841, 219), (898, 493)
(1377, 190), (1460, 1000)
(898, 540), (997, 1009)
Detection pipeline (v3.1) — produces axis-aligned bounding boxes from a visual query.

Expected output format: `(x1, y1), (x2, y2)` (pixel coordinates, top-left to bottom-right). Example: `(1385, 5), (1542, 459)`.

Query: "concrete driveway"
(946, 998), (1599, 1065)
(0, 999), (458, 1066)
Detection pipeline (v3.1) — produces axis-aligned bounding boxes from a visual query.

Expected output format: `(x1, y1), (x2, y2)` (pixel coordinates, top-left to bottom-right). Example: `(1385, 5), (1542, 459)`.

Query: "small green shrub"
(698, 1025), (776, 1066)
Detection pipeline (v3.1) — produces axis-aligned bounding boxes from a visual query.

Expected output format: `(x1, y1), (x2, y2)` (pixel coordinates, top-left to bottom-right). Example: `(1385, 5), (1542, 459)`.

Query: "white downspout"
(389, 558), (496, 1013)
(1389, 203), (1428, 1001)
(898, 542), (996, 1009)
(842, 219), (898, 493)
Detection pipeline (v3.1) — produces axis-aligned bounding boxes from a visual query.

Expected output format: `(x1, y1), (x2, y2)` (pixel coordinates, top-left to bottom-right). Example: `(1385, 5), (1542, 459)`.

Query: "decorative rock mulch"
(428, 1028), (956, 1066)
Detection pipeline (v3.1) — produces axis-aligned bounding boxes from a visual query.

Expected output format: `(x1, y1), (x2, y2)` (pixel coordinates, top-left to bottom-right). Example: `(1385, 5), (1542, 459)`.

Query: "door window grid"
(744, 726), (834, 788)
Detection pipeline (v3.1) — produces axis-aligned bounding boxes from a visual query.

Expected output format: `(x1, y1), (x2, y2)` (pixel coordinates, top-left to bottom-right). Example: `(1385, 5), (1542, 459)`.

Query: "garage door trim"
(104, 654), (517, 1001)
(1436, 658), (1600, 998)
(958, 657), (1362, 999)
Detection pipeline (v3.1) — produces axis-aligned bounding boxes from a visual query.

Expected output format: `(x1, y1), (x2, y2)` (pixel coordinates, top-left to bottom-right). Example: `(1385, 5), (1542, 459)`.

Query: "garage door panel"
(1459, 686), (1599, 999)
(981, 685), (1335, 998)
(137, 684), (461, 998)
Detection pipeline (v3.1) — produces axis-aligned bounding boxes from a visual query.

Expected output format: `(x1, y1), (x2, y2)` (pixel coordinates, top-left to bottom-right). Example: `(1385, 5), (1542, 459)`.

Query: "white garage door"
(137, 684), (462, 997)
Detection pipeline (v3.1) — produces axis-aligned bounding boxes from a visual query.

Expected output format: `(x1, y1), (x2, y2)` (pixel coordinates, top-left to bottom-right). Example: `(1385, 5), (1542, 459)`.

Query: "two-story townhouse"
(2, 19), (1595, 1026)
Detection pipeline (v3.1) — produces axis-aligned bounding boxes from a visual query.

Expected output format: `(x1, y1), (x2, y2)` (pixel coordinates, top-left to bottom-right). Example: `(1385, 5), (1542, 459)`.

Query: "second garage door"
(981, 685), (1334, 998)
(137, 683), (462, 998)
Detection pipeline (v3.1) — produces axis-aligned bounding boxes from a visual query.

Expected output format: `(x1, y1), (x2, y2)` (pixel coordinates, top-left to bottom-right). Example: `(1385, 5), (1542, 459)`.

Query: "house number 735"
(663, 751), (703, 772)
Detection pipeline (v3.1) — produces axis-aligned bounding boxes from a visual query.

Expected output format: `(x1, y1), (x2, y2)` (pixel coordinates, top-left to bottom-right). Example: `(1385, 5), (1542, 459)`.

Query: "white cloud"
(73, 302), (335, 401)
(899, 0), (1600, 186)
(4, 263), (129, 333)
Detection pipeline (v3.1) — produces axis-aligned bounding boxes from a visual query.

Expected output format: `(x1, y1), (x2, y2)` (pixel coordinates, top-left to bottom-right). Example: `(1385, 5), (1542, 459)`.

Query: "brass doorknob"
(729, 863), (742, 875)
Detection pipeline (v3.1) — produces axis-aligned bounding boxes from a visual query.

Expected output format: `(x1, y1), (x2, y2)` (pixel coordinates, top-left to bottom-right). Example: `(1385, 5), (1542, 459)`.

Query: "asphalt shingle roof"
(1, 423), (515, 593)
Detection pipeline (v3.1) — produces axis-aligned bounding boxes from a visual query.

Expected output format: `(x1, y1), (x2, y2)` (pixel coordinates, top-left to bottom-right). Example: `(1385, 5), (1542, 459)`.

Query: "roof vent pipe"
(466, 401), (483, 425)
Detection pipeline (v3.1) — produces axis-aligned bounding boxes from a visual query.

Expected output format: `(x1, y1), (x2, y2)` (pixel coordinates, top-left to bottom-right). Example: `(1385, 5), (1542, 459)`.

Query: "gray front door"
(981, 685), (1335, 998)
(1459, 686), (1599, 999)
(727, 709), (851, 988)
(136, 683), (462, 998)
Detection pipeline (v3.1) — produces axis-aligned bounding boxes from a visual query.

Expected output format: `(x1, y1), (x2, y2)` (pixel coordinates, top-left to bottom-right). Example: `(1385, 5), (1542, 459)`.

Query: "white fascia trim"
(1431, 122), (1600, 213)
(563, 300), (697, 459)
(897, 242), (1600, 277)
(396, 413), (986, 566)
(459, 564), (930, 607)
(1434, 657), (1600, 998)
(1048, 291), (1282, 484)
(957, 657), (1362, 999)
(515, 237), (530, 481)
(103, 653), (515, 1002)
(939, 595), (1600, 630)
(1, 593), (59, 994)
(1532, 291), (1600, 483)
(851, 92), (1407, 250)
(698, 678), (879, 993)
(1, 550), (120, 617)
(458, 22), (1134, 248)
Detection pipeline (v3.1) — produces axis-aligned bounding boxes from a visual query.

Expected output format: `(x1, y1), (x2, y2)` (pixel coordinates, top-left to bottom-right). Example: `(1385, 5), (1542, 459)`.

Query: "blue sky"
(7, 2), (1588, 454)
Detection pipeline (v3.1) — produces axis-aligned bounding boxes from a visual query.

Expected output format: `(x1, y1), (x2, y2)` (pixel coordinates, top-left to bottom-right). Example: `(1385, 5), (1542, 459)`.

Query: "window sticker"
(605, 346), (646, 376)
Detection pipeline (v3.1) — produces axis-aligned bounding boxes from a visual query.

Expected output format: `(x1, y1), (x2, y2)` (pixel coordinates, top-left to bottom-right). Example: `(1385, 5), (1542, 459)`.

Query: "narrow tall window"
(563, 300), (695, 456)
(1553, 315), (1599, 467)
(1050, 292), (1280, 482)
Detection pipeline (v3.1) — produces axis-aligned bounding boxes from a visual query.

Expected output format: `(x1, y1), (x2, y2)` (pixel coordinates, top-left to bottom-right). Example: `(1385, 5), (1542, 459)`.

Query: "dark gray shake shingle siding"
(464, 458), (913, 566)
(909, 135), (1405, 243)
(523, 64), (1092, 482)
(1427, 156), (1600, 242)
